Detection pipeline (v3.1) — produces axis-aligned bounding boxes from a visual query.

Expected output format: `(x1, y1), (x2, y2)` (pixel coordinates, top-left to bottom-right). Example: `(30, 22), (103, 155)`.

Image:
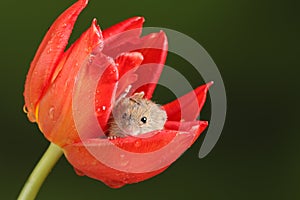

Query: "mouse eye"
(140, 117), (147, 124)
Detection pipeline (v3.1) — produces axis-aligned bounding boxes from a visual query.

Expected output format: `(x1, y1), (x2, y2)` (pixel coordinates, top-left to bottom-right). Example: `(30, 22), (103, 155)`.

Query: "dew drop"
(57, 33), (65, 42)
(109, 69), (115, 75)
(74, 169), (85, 176)
(134, 140), (142, 148)
(47, 47), (52, 54)
(85, 47), (92, 53)
(120, 160), (129, 167)
(23, 105), (36, 122)
(119, 154), (129, 167)
(23, 105), (28, 114)
(64, 80), (69, 92)
(49, 107), (55, 120)
(27, 112), (36, 122)
(96, 106), (106, 113)
(47, 40), (53, 45)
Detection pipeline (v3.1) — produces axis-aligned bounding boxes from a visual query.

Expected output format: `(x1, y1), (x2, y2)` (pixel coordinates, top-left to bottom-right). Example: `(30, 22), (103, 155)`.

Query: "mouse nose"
(124, 126), (141, 136)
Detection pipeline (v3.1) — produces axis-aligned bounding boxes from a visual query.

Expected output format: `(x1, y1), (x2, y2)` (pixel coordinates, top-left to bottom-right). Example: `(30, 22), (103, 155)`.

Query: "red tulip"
(23, 0), (212, 188)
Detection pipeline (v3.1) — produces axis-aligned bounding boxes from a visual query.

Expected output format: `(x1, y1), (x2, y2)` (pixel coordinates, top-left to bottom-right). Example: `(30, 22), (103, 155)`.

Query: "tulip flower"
(19, 0), (212, 199)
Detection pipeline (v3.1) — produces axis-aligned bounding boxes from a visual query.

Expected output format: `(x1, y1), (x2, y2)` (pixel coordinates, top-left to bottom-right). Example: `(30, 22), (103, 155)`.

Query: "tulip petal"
(93, 56), (119, 134)
(24, 0), (88, 122)
(107, 120), (208, 153)
(37, 20), (105, 146)
(114, 52), (144, 98)
(102, 16), (144, 39)
(80, 52), (144, 136)
(163, 82), (213, 122)
(72, 51), (118, 140)
(132, 31), (168, 99)
(164, 120), (208, 143)
(115, 52), (143, 78)
(102, 17), (144, 59)
(101, 17), (167, 100)
(63, 120), (206, 188)
(104, 31), (168, 99)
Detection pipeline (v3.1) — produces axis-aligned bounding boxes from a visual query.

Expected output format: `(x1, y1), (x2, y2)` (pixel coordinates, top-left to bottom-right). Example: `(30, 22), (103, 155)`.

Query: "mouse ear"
(130, 92), (144, 102)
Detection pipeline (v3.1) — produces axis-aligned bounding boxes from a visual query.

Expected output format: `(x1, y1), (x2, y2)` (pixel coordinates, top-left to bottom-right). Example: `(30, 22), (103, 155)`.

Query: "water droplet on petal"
(49, 107), (55, 120)
(119, 154), (129, 167)
(134, 140), (141, 148)
(47, 48), (52, 54)
(96, 105), (107, 116)
(120, 161), (129, 167)
(23, 105), (28, 114)
(85, 47), (92, 53)
(64, 80), (69, 92)
(74, 168), (85, 176)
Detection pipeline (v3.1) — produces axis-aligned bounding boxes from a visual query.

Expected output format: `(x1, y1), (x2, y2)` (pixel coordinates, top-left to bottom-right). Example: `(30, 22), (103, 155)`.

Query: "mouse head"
(111, 92), (167, 136)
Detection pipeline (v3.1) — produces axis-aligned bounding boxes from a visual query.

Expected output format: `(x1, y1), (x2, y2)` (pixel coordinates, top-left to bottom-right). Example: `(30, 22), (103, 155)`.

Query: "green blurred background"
(1, 0), (299, 199)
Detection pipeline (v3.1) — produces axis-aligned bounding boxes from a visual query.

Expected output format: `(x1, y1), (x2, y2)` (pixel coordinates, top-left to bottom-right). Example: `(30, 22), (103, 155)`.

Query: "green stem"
(17, 143), (63, 200)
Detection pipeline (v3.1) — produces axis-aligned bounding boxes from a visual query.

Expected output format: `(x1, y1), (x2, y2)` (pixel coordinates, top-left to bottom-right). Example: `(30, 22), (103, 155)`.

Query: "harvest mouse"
(108, 91), (167, 138)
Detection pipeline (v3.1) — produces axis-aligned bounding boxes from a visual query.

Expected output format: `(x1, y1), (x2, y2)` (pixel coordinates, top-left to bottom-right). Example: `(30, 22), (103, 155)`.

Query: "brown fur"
(108, 92), (167, 137)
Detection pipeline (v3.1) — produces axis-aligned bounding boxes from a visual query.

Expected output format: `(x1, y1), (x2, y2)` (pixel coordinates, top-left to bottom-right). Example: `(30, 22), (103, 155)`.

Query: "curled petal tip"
(131, 16), (145, 23)
(102, 16), (145, 39)
(78, 0), (88, 6)
(207, 81), (214, 88)
(157, 31), (168, 50)
(92, 18), (97, 24)
(91, 18), (102, 39)
(163, 82), (211, 121)
(92, 18), (99, 27)
(125, 16), (145, 25)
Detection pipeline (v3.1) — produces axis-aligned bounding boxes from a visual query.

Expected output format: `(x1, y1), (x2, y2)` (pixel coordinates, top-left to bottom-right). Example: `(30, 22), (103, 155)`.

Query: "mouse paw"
(108, 135), (119, 140)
